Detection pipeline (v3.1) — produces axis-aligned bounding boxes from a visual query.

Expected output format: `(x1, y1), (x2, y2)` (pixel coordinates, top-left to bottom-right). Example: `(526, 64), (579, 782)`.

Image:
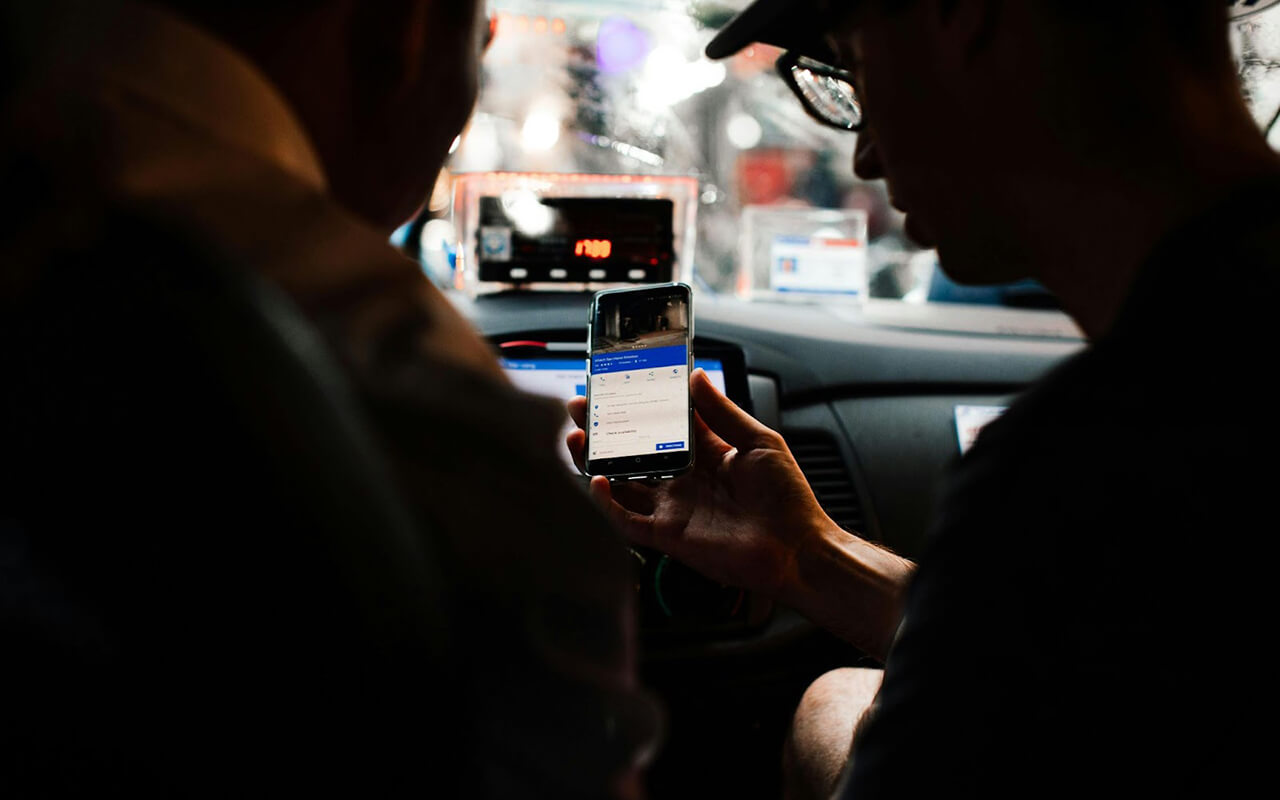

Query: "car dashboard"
(452, 286), (1083, 796)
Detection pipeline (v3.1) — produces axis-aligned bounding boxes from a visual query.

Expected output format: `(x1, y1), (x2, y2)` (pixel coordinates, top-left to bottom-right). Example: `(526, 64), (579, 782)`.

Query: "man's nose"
(853, 129), (884, 182)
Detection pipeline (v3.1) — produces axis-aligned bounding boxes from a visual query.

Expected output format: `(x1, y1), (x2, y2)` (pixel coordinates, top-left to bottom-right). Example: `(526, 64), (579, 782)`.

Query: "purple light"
(596, 17), (651, 75)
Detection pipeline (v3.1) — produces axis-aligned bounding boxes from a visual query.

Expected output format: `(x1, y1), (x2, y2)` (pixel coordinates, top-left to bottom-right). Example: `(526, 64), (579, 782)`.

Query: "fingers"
(567, 433), (657, 518)
(567, 395), (587, 429)
(566, 428), (587, 473)
(589, 477), (659, 549)
(609, 480), (657, 516)
(690, 369), (780, 451)
(588, 475), (614, 508)
(567, 425), (669, 500)
(566, 396), (588, 473)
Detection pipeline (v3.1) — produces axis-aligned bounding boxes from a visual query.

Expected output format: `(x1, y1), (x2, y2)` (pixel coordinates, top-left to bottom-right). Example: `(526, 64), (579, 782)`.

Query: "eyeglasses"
(775, 51), (865, 133)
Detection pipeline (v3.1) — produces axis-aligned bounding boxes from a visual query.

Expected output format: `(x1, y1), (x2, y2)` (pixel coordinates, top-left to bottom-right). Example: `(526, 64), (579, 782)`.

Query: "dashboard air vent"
(784, 430), (865, 534)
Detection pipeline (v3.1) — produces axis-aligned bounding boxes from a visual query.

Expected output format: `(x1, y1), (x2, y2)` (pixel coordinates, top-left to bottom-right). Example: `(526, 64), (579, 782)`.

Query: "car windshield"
(408, 0), (1280, 335)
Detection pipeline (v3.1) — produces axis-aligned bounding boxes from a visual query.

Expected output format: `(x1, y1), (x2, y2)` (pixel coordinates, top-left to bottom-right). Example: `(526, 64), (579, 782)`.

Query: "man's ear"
(931, 0), (1003, 65)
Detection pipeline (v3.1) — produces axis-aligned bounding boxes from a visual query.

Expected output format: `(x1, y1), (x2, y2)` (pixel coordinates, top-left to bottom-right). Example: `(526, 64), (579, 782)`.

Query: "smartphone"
(586, 283), (694, 480)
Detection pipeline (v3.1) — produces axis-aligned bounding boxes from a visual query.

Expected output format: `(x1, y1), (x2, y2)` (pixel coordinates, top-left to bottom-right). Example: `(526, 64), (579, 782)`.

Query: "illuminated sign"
(575, 239), (613, 259)
(471, 194), (675, 283)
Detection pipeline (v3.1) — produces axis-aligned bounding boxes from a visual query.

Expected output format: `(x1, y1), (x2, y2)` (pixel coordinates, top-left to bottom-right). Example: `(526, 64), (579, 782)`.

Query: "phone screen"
(587, 284), (693, 478)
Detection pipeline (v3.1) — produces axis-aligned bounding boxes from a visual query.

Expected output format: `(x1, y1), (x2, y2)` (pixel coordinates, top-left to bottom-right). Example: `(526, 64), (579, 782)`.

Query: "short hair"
(140, 0), (328, 43)
(151, 0), (326, 14)
(148, 0), (479, 42)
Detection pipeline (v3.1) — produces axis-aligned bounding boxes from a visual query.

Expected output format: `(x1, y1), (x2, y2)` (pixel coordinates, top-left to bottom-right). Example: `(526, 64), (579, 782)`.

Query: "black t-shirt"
(844, 177), (1280, 798)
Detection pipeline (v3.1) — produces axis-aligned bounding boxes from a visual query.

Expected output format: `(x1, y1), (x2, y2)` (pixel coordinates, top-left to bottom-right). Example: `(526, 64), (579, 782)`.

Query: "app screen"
(588, 292), (690, 462)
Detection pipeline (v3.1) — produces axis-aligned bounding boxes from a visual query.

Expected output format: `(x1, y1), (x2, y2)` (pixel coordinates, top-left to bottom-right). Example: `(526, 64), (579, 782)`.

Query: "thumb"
(690, 369), (777, 451)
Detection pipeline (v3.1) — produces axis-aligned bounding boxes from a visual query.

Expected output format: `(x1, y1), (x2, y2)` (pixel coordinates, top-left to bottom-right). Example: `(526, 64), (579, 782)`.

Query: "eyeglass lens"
(789, 62), (863, 131)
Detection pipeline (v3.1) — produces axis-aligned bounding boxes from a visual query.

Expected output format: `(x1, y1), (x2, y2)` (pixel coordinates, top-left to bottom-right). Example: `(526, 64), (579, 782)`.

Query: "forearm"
(783, 525), (915, 662)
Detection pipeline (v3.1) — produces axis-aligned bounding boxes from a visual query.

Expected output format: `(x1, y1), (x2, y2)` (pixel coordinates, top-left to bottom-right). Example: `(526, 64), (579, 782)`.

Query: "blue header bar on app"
(591, 344), (689, 375)
(501, 356), (721, 373)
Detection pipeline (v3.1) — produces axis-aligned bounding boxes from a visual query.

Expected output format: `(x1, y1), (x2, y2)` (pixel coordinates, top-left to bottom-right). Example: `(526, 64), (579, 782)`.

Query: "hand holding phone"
(567, 370), (856, 607)
(586, 283), (694, 480)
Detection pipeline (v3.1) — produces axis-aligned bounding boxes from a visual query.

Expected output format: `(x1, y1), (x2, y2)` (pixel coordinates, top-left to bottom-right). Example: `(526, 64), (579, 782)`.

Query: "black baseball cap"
(704, 0), (838, 62)
(706, 0), (1279, 62)
(1230, 0), (1280, 19)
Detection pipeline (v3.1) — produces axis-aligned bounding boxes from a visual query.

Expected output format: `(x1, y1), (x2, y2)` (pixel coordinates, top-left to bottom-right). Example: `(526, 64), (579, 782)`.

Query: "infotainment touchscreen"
(501, 358), (727, 473)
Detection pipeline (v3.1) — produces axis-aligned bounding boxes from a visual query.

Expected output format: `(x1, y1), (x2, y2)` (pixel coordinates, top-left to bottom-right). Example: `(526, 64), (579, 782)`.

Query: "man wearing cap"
(570, 0), (1280, 796)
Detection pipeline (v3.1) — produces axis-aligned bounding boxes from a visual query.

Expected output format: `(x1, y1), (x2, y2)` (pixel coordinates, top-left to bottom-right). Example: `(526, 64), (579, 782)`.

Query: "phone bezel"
(585, 283), (695, 481)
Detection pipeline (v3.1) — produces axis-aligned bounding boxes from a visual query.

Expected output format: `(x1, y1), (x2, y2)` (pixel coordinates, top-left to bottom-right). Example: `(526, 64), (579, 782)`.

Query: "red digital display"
(575, 239), (613, 259)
